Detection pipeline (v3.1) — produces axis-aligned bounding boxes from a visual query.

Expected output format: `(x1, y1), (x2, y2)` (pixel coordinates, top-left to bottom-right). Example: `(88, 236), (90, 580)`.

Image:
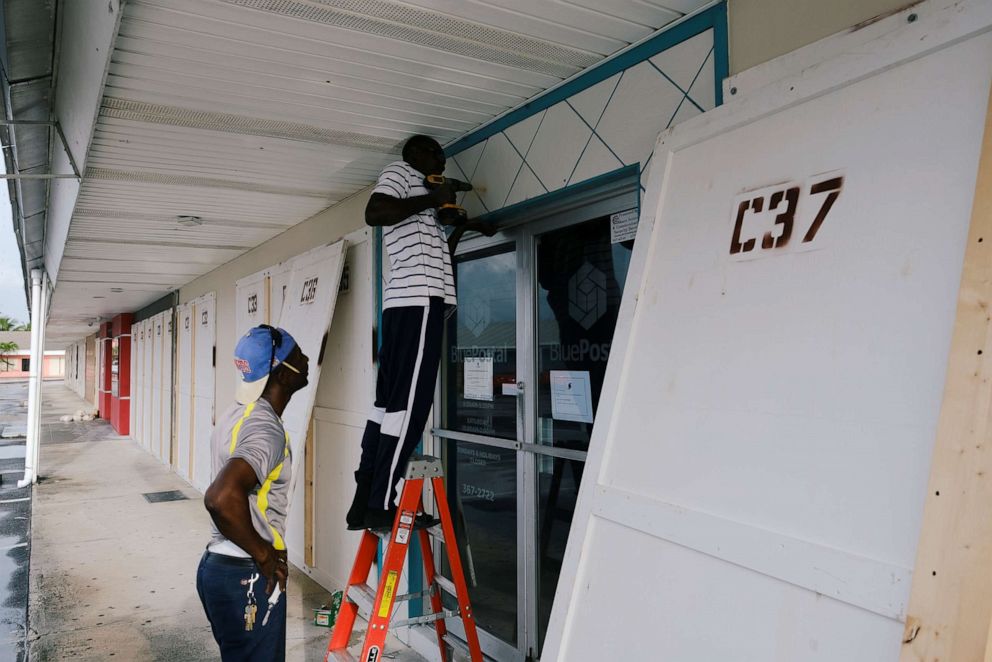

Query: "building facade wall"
(0, 352), (64, 380)
(727, 0), (915, 74)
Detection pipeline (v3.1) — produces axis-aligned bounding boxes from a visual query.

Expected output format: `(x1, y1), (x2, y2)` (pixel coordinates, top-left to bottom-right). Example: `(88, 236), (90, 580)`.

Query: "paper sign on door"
(550, 370), (594, 424)
(464, 357), (494, 402)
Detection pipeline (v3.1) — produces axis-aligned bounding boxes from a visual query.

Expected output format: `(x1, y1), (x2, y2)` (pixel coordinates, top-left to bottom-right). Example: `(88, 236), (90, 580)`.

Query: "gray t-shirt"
(208, 398), (292, 554)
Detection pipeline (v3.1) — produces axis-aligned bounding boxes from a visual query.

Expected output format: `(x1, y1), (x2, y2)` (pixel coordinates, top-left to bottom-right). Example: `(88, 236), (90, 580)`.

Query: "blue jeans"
(196, 551), (286, 662)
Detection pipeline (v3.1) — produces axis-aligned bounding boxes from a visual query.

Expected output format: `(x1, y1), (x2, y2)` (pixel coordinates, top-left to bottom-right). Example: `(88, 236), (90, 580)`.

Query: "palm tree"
(0, 315), (28, 370)
(0, 341), (16, 370)
(0, 316), (28, 331)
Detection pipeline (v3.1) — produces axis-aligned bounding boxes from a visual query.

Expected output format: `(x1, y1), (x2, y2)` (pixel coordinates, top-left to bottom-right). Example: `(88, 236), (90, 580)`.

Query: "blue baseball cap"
(233, 325), (298, 404)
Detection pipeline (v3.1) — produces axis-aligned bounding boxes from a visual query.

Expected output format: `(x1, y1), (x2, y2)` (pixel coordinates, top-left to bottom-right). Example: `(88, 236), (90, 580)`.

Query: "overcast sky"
(0, 194), (29, 325)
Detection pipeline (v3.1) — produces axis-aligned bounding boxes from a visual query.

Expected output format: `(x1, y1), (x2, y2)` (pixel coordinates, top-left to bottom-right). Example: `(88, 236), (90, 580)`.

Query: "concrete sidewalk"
(27, 384), (427, 661)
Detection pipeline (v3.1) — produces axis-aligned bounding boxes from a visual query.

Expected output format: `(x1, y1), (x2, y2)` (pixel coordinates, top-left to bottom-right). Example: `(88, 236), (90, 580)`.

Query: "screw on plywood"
(903, 617), (921, 643)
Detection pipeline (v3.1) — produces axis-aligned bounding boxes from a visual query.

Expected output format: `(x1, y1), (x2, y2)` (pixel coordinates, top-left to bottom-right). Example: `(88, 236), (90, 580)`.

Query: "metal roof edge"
(0, 0), (58, 313)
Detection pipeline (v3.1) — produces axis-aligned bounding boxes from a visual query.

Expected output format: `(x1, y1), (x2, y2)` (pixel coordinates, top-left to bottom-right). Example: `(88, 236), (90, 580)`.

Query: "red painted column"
(110, 313), (133, 436)
(99, 322), (113, 419)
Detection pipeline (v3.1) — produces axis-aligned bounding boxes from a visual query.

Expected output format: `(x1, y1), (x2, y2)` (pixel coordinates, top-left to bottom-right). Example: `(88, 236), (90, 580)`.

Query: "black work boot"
(345, 473), (372, 531)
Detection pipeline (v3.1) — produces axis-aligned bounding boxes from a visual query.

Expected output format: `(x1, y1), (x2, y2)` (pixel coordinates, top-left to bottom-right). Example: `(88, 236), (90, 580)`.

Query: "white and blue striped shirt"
(373, 161), (456, 310)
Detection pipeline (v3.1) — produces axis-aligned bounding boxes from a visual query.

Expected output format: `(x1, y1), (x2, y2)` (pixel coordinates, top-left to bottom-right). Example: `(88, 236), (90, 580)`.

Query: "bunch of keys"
(244, 572), (259, 631)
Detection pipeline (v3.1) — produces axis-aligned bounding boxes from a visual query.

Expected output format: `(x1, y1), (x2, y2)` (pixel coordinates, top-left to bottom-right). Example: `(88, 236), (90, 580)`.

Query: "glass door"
(435, 174), (638, 661)
(532, 215), (633, 651)
(438, 243), (522, 661)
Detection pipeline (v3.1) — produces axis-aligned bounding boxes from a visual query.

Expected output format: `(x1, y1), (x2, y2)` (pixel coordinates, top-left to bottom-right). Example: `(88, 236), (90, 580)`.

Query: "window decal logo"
(568, 261), (607, 330)
(463, 296), (490, 339)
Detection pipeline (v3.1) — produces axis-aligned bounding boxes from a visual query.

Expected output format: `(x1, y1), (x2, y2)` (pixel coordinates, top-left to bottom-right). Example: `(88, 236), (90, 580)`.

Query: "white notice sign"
(550, 370), (594, 424)
(610, 209), (639, 244)
(464, 357), (494, 401)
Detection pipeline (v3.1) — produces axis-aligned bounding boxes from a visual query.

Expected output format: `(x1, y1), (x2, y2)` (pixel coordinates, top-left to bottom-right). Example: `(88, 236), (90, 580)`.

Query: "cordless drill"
(424, 174), (473, 225)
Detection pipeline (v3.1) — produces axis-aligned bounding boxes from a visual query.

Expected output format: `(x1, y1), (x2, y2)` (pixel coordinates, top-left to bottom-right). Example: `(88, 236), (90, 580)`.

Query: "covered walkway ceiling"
(7, 0), (711, 344)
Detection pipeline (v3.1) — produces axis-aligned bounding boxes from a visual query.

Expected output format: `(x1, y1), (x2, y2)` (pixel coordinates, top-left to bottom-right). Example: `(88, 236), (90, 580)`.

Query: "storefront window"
(111, 338), (120, 397)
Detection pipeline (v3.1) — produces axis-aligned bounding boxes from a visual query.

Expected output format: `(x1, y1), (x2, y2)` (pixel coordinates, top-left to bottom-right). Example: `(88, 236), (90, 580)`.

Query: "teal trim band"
(444, 2), (728, 157)
(474, 164), (640, 228)
(712, 2), (729, 106)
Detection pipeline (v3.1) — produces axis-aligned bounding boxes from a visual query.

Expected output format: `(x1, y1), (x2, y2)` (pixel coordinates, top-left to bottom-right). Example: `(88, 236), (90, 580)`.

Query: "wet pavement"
(0, 380), (31, 662)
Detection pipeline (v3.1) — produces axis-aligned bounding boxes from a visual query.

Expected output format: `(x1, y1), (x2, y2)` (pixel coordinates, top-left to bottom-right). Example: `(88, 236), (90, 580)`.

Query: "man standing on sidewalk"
(197, 325), (309, 662)
(346, 134), (494, 531)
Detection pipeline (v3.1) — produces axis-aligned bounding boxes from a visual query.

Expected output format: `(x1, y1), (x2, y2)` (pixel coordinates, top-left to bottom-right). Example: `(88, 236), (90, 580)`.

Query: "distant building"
(0, 332), (64, 381)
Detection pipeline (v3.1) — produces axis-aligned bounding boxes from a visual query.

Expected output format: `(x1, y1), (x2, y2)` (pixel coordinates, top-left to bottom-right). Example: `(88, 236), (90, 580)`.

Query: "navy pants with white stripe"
(359, 297), (445, 510)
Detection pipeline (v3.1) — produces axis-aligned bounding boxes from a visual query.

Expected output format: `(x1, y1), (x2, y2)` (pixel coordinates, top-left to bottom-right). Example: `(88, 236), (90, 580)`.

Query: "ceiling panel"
(48, 0), (711, 343)
(3, 0), (54, 82)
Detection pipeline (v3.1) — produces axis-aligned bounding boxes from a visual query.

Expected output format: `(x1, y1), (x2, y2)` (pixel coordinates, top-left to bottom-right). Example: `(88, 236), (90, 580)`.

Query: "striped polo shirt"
(373, 161), (456, 310)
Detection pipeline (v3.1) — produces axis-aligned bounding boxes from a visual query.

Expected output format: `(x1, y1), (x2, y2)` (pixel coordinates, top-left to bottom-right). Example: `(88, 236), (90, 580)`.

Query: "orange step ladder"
(326, 456), (484, 662)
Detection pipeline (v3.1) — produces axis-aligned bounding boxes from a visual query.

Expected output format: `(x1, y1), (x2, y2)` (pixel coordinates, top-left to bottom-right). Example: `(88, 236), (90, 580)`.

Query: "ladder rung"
(426, 526), (445, 544)
(435, 574), (457, 597)
(395, 586), (435, 603)
(345, 583), (377, 616)
(326, 650), (358, 662)
(392, 607), (459, 628)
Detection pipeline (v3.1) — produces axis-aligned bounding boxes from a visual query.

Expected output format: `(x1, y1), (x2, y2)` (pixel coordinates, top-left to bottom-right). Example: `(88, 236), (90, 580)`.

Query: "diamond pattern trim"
(449, 29), (716, 213)
(566, 73), (624, 186)
(647, 60), (705, 113)
(503, 111), (549, 208)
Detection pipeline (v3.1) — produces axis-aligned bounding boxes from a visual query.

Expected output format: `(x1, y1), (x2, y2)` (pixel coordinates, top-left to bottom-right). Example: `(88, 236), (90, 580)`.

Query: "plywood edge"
(305, 418), (315, 568)
(900, 83), (992, 661)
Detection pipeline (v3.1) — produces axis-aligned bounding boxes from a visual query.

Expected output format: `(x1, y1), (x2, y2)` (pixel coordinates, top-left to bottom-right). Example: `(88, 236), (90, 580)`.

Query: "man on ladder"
(346, 135), (493, 531)
(332, 135), (488, 662)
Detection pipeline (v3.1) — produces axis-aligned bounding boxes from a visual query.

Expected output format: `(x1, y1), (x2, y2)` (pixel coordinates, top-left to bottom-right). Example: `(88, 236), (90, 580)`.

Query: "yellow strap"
(229, 404), (289, 551)
(228, 401), (256, 455)
(257, 431), (291, 551)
